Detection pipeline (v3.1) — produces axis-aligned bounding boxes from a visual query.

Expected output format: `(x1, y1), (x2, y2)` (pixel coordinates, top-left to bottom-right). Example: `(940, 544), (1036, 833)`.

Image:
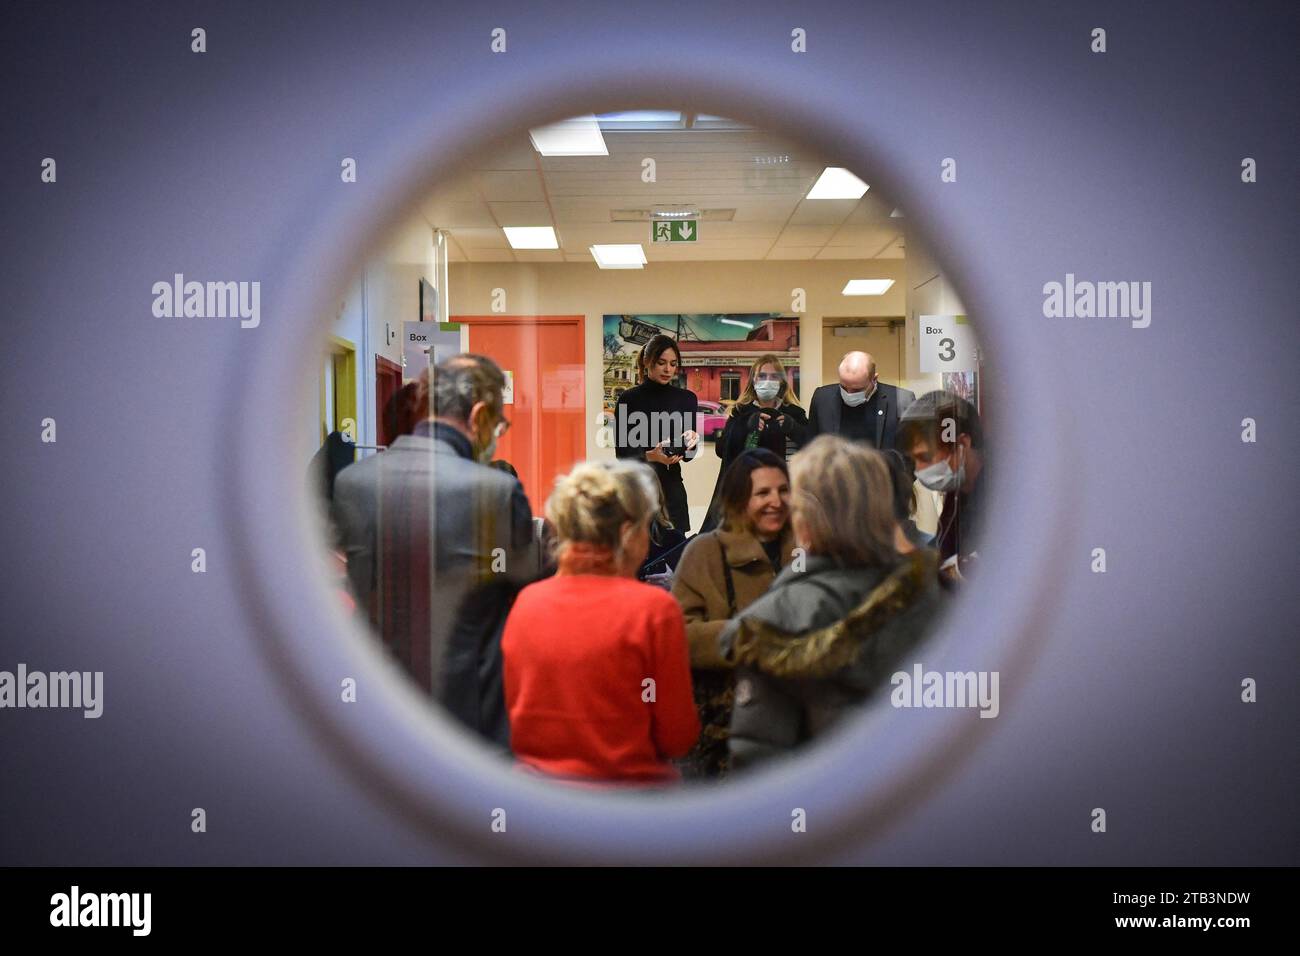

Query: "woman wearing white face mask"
(701, 354), (807, 533)
(896, 391), (985, 582)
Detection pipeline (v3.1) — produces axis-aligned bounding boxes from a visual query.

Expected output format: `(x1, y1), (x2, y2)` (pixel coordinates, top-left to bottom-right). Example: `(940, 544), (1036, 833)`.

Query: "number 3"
(938, 337), (956, 362)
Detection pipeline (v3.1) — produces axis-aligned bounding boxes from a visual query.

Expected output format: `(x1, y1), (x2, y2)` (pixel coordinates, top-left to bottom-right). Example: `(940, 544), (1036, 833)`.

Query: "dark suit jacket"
(331, 430), (536, 747)
(806, 382), (916, 451)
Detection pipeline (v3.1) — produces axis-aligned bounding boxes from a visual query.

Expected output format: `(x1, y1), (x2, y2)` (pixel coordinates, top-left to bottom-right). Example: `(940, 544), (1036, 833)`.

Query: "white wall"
(361, 214), (435, 445)
(315, 215), (434, 455)
(902, 225), (969, 396)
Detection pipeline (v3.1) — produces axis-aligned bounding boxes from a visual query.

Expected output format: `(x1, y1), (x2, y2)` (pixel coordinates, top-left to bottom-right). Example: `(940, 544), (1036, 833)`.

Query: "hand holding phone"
(642, 569), (675, 590)
(647, 441), (684, 464)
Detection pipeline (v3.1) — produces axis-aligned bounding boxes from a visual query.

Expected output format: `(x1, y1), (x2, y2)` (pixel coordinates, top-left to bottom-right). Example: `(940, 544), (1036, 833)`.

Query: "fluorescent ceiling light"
(692, 114), (751, 129)
(503, 226), (558, 249)
(590, 244), (646, 269)
(529, 115), (608, 156)
(596, 111), (683, 129)
(841, 279), (895, 296)
(591, 112), (751, 131)
(719, 317), (754, 330)
(807, 167), (870, 199)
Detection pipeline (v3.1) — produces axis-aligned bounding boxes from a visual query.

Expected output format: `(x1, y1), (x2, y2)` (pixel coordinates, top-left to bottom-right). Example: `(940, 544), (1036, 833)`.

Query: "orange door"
(456, 315), (585, 515)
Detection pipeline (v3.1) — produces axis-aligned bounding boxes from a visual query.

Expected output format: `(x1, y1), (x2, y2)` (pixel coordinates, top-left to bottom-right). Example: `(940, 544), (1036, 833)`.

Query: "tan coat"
(671, 525), (796, 669)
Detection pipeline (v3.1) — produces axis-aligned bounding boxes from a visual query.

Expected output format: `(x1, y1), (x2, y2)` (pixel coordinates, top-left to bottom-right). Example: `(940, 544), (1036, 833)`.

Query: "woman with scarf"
(501, 459), (699, 785)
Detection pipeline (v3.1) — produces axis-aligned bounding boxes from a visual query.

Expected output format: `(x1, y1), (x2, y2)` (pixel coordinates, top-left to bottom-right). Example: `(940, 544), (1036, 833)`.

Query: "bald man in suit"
(806, 351), (915, 450)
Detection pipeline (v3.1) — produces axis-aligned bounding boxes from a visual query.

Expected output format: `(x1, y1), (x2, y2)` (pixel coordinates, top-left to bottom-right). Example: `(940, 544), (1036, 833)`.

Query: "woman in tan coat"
(671, 448), (794, 779)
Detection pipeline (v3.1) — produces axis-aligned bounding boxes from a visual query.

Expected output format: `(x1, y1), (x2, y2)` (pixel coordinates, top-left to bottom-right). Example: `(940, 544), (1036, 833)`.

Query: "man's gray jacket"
(332, 424), (536, 746)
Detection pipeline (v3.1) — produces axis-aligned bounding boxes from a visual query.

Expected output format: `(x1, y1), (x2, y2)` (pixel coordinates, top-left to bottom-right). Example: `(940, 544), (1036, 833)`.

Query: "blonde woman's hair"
(546, 460), (661, 556)
(730, 353), (802, 413)
(788, 436), (897, 567)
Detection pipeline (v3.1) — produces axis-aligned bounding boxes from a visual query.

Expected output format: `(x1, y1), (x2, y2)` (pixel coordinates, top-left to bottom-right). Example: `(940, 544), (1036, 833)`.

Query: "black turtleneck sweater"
(614, 379), (699, 481)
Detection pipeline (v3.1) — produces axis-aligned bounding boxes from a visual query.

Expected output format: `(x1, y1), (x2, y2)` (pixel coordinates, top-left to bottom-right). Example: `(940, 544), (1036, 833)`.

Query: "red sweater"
(501, 574), (700, 784)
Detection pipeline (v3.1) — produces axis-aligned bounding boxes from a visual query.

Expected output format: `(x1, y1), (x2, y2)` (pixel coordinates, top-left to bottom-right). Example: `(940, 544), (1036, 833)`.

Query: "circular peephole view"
(308, 110), (988, 789)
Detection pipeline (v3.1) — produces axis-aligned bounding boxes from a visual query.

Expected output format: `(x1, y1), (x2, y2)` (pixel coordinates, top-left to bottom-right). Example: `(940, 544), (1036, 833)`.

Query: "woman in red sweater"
(501, 460), (700, 785)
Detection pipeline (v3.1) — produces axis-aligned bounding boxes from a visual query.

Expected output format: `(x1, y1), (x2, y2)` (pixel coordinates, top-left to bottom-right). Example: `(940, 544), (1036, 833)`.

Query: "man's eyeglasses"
(493, 416), (511, 439)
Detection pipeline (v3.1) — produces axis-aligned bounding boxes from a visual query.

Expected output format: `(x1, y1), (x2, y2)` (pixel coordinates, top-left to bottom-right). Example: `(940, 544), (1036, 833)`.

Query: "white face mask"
(754, 381), (781, 402)
(474, 416), (499, 463)
(916, 447), (966, 492)
(839, 386), (867, 407)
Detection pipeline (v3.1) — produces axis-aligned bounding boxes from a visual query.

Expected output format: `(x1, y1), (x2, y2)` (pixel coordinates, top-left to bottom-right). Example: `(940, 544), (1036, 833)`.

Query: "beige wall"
(820, 322), (906, 385)
(320, 228), (974, 535)
(448, 258), (910, 461)
(433, 251), (976, 534)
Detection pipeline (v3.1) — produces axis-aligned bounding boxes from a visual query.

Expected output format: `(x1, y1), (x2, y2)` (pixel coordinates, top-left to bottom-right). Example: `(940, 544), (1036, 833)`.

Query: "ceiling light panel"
(503, 226), (558, 249)
(841, 279), (896, 295)
(529, 116), (609, 156)
(590, 244), (647, 269)
(807, 167), (870, 199)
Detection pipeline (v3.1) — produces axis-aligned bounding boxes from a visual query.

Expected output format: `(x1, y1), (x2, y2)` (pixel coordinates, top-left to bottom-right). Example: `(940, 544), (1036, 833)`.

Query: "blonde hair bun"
(546, 460), (661, 550)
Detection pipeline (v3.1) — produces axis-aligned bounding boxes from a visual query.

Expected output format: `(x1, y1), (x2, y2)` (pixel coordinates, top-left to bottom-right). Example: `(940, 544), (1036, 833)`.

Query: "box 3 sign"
(919, 315), (979, 373)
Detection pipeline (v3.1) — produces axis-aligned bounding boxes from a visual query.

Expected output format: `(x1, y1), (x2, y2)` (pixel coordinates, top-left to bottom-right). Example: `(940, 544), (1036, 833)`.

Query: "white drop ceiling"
(420, 119), (905, 264)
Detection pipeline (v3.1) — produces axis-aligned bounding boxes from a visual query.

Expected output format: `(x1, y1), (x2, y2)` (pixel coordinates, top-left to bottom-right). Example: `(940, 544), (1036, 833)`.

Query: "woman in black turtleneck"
(614, 334), (700, 533)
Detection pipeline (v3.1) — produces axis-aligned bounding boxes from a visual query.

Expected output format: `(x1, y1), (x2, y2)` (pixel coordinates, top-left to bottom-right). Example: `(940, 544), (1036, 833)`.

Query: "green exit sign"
(651, 219), (698, 242)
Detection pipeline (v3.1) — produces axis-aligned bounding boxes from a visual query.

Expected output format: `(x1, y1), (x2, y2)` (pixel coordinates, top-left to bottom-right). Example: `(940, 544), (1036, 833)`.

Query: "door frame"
(374, 354), (403, 447)
(321, 334), (358, 444)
